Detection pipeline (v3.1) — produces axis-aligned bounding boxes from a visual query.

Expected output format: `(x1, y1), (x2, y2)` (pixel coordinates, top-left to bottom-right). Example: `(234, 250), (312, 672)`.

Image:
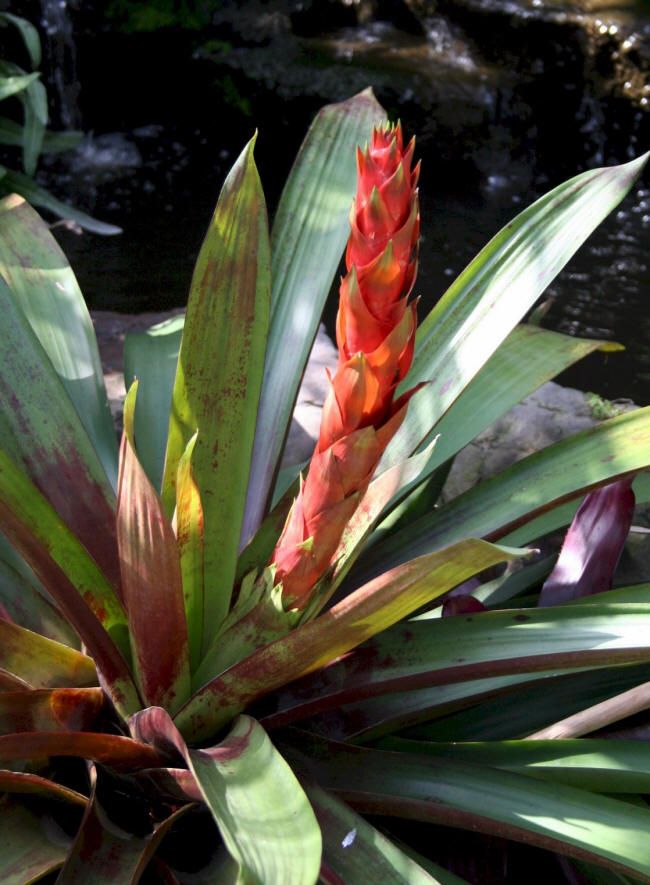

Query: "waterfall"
(40, 0), (82, 130)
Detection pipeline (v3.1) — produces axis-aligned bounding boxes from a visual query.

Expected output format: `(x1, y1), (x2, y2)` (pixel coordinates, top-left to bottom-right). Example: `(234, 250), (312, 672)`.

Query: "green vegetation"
(0, 89), (648, 881)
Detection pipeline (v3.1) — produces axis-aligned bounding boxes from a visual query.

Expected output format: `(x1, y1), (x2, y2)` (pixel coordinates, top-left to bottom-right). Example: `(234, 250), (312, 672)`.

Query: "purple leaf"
(539, 478), (635, 607)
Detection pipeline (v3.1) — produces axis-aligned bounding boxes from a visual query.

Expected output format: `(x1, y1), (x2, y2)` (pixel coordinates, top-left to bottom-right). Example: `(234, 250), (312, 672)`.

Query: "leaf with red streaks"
(174, 539), (524, 741)
(131, 706), (321, 883)
(539, 479), (636, 607)
(0, 688), (104, 733)
(0, 272), (120, 591)
(0, 448), (139, 717)
(280, 732), (650, 882)
(0, 620), (96, 689)
(117, 433), (190, 715)
(162, 136), (271, 650)
(0, 771), (87, 805)
(0, 533), (78, 646)
(0, 730), (164, 771)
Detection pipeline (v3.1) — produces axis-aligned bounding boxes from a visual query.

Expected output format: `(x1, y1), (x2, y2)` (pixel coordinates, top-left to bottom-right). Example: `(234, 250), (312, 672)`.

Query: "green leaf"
(0, 14), (41, 68)
(382, 152), (649, 470)
(260, 605), (650, 728)
(407, 662), (650, 742)
(131, 707), (322, 884)
(0, 619), (96, 688)
(0, 449), (139, 717)
(380, 738), (650, 794)
(20, 76), (47, 176)
(241, 89), (386, 544)
(117, 430), (191, 714)
(0, 194), (118, 488)
(0, 535), (79, 646)
(282, 734), (650, 882)
(377, 324), (618, 533)
(0, 800), (67, 884)
(362, 407), (650, 578)
(303, 780), (449, 884)
(0, 116), (82, 152)
(174, 539), (524, 741)
(501, 472), (650, 548)
(175, 432), (204, 672)
(0, 167), (122, 234)
(123, 313), (183, 491)
(0, 71), (39, 102)
(0, 269), (120, 588)
(162, 136), (271, 649)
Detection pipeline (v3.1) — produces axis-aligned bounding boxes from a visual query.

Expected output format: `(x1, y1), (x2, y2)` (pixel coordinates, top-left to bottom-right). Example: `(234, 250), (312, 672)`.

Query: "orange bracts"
(271, 123), (420, 606)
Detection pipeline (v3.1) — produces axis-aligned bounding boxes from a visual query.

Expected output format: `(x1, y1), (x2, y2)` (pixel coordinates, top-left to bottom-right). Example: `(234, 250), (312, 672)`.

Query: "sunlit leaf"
(0, 620), (96, 689)
(162, 136), (270, 649)
(382, 151), (649, 469)
(0, 195), (118, 488)
(123, 313), (184, 491)
(361, 408), (650, 580)
(175, 539), (524, 740)
(282, 733), (650, 881)
(242, 88), (386, 544)
(261, 604), (650, 728)
(132, 707), (322, 884)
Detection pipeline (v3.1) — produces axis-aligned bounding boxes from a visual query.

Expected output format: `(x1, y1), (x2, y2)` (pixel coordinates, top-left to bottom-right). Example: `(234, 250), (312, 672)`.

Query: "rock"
(440, 380), (636, 502)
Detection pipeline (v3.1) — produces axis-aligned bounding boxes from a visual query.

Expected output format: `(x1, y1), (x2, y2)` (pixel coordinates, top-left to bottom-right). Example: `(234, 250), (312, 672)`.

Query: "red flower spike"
(270, 122), (421, 607)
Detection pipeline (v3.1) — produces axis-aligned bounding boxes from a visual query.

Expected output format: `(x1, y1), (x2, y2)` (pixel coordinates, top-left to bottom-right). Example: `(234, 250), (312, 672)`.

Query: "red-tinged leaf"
(0, 731), (164, 772)
(0, 620), (96, 689)
(131, 707), (321, 884)
(280, 732), (650, 882)
(0, 452), (140, 716)
(174, 433), (204, 672)
(0, 447), (128, 643)
(0, 542), (78, 647)
(174, 539), (524, 741)
(442, 596), (488, 617)
(0, 671), (30, 690)
(0, 195), (118, 489)
(0, 688), (104, 733)
(261, 604), (650, 730)
(0, 799), (68, 883)
(117, 434), (190, 714)
(57, 765), (190, 885)
(162, 136), (271, 651)
(0, 770), (87, 805)
(539, 479), (636, 607)
(0, 273), (120, 590)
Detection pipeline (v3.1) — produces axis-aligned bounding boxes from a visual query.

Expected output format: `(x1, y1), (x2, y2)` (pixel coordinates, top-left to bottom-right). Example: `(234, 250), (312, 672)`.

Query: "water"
(39, 0), (82, 129)
(37, 4), (650, 406)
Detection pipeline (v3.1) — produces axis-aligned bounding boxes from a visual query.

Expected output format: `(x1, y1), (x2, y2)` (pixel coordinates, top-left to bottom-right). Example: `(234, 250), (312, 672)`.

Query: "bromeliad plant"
(0, 88), (650, 882)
